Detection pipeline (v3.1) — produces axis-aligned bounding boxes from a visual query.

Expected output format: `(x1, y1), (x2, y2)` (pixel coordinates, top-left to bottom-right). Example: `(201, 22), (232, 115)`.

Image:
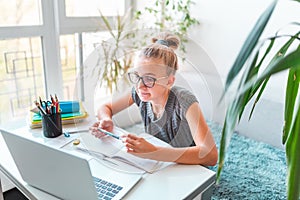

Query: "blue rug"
(124, 121), (287, 199)
(207, 121), (287, 200)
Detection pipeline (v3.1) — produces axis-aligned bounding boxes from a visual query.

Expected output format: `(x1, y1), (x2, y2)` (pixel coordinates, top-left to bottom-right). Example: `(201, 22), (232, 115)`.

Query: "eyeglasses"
(127, 72), (168, 88)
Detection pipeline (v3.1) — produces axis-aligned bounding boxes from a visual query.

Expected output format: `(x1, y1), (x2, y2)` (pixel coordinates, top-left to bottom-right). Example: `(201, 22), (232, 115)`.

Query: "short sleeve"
(171, 86), (198, 116)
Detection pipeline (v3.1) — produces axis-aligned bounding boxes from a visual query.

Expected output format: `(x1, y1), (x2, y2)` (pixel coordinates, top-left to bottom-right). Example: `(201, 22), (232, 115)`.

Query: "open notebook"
(77, 127), (174, 173)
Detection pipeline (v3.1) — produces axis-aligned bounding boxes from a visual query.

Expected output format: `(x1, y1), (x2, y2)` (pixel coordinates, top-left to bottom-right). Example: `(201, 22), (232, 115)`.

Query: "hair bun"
(152, 32), (180, 50)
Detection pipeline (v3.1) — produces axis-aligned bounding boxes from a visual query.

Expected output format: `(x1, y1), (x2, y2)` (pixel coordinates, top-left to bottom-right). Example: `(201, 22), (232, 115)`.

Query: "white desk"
(0, 121), (215, 200)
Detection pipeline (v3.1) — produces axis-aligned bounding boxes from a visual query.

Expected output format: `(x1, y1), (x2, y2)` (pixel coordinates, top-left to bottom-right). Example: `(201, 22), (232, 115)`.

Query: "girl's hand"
(89, 119), (113, 139)
(123, 134), (157, 157)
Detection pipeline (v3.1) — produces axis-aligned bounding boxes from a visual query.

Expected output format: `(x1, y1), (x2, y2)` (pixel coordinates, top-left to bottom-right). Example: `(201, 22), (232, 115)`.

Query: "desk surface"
(0, 120), (215, 200)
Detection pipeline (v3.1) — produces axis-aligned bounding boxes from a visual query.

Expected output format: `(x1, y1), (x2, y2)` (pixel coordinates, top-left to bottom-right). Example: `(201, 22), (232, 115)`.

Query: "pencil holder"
(42, 113), (62, 138)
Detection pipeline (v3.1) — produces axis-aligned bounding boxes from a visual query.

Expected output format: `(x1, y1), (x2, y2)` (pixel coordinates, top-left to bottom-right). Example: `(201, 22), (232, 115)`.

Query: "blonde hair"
(139, 32), (180, 74)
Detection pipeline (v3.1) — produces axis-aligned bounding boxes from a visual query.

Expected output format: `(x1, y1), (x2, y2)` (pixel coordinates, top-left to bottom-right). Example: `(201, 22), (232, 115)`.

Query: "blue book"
(59, 101), (80, 114)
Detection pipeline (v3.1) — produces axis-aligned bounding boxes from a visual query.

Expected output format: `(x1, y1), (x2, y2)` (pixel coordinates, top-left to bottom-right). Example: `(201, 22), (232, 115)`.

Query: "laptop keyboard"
(93, 177), (123, 200)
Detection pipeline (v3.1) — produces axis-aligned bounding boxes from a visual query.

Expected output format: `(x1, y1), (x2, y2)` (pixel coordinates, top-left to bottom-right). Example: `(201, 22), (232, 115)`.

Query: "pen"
(98, 128), (120, 140)
(34, 101), (47, 116)
(39, 96), (43, 110)
(50, 94), (55, 104)
(55, 94), (60, 113)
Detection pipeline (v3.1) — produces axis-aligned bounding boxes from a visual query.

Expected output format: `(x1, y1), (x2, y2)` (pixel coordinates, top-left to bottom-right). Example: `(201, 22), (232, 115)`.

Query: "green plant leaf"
(247, 31), (300, 98)
(217, 0), (278, 182)
(248, 32), (299, 119)
(283, 65), (300, 144)
(248, 78), (268, 120)
(255, 46), (300, 84)
(286, 101), (300, 200)
(217, 107), (236, 181)
(224, 0), (277, 92)
(236, 39), (274, 118)
(237, 44), (300, 98)
(246, 38), (276, 102)
(217, 92), (246, 181)
(218, 1), (300, 198)
(219, 38), (276, 165)
(98, 10), (115, 40)
(237, 50), (260, 121)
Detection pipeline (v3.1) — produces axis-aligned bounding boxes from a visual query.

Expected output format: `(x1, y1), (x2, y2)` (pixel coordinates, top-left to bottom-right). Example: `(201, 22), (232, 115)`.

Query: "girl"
(90, 32), (218, 166)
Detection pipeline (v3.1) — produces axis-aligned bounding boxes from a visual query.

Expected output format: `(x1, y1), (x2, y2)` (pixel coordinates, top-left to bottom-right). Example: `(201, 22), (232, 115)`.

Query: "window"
(0, 0), (131, 125)
(0, 0), (42, 27)
(65, 0), (125, 17)
(0, 37), (44, 124)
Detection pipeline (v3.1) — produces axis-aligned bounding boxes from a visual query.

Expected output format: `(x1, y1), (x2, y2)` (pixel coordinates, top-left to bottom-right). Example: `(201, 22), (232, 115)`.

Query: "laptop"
(1, 130), (142, 200)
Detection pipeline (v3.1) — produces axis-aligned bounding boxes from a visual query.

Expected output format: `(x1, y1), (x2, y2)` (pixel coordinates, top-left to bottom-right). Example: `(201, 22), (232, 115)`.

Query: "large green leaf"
(248, 32), (300, 119)
(217, 100), (239, 180)
(255, 46), (300, 84)
(283, 67), (300, 144)
(237, 45), (300, 98)
(217, 89), (249, 181)
(224, 0), (278, 92)
(286, 101), (300, 200)
(248, 78), (268, 120)
(237, 51), (260, 121)
(245, 39), (275, 120)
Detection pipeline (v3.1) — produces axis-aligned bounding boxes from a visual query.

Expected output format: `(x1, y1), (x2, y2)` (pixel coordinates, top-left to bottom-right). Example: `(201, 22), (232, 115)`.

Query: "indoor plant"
(96, 0), (199, 93)
(217, 0), (300, 199)
(135, 0), (199, 54)
(95, 10), (136, 94)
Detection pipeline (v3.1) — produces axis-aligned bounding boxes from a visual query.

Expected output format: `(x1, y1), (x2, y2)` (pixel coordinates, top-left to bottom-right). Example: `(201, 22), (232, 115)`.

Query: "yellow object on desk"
(29, 101), (88, 129)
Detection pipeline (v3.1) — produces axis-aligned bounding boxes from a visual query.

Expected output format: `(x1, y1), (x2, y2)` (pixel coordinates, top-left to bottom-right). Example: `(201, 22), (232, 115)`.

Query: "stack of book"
(29, 101), (88, 129)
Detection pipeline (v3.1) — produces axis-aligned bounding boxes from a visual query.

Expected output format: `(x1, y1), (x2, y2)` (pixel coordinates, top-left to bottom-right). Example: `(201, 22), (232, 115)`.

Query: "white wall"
(189, 0), (299, 101)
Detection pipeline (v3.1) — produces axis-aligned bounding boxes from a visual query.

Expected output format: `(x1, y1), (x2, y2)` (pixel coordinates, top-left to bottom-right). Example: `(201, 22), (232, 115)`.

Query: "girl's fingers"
(98, 119), (114, 132)
(125, 143), (135, 149)
(126, 133), (139, 140)
(125, 137), (135, 144)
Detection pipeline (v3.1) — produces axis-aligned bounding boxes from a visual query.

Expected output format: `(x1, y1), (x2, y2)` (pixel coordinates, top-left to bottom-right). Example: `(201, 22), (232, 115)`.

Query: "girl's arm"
(90, 89), (134, 134)
(124, 102), (218, 166)
(172, 102), (218, 165)
(96, 89), (134, 120)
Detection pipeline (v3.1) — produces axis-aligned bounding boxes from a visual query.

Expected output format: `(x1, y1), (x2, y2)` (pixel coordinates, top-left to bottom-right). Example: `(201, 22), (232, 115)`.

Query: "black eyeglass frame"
(127, 72), (169, 88)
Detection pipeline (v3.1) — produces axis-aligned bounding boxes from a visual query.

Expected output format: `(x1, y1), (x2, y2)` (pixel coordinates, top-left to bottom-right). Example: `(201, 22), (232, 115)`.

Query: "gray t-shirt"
(131, 86), (198, 147)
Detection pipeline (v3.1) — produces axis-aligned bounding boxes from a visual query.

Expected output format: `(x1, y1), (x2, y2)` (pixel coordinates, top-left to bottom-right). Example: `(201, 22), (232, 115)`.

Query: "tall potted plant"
(217, 0), (300, 199)
(94, 10), (136, 94)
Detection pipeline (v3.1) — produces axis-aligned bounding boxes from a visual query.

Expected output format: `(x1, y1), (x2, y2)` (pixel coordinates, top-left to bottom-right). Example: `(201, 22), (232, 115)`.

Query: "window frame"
(0, 0), (134, 99)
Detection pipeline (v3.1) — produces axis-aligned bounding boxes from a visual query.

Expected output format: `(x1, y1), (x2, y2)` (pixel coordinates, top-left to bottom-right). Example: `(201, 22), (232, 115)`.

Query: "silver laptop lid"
(1, 130), (99, 200)
(2, 130), (143, 200)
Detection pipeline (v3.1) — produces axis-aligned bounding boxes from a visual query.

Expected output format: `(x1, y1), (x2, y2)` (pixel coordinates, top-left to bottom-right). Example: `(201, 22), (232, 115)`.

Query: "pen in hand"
(97, 128), (120, 140)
